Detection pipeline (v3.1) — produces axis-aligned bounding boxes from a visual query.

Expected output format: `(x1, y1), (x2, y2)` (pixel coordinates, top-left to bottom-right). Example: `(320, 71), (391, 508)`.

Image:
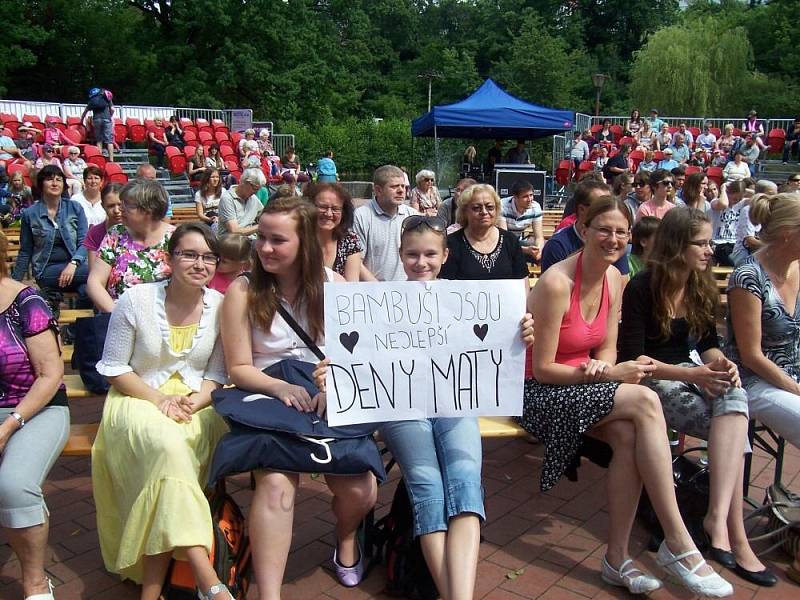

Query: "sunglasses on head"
(402, 215), (447, 234)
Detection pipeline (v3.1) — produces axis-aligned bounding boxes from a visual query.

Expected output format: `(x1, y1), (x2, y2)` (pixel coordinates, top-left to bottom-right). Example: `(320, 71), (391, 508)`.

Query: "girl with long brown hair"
(220, 196), (377, 597)
(619, 208), (776, 587)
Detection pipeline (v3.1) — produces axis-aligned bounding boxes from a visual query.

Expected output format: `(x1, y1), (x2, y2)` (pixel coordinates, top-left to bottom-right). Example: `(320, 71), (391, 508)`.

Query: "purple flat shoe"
(333, 544), (365, 587)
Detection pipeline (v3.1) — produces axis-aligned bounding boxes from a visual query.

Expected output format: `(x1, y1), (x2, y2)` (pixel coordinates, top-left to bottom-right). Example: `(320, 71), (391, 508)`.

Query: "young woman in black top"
(619, 208), (775, 587)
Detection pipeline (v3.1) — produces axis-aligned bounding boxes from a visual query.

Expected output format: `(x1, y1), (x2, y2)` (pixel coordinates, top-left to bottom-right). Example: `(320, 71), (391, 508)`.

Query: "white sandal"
(656, 541), (733, 597)
(24, 577), (55, 600)
(601, 556), (662, 594)
(197, 582), (233, 600)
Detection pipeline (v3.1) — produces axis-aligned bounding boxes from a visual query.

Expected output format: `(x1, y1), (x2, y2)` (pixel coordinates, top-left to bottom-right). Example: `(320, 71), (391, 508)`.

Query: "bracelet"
(8, 412), (25, 428)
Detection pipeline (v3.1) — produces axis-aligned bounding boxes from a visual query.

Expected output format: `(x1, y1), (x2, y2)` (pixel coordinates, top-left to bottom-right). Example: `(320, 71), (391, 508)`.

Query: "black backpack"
(371, 479), (438, 599)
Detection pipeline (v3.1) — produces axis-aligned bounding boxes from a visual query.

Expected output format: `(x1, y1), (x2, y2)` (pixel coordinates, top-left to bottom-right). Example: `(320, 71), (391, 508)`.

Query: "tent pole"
(434, 125), (440, 182)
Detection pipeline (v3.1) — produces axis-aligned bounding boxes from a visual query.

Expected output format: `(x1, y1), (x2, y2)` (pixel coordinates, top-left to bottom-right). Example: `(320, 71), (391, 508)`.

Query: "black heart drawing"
(339, 331), (360, 353)
(473, 323), (488, 341)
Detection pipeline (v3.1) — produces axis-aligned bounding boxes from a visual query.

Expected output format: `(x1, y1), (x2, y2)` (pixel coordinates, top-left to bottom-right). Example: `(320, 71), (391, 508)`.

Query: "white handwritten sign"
(324, 279), (527, 426)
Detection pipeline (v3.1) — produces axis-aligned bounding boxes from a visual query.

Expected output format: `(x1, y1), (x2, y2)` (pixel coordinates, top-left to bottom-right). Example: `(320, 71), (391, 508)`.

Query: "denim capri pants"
(381, 417), (484, 538)
(0, 405), (70, 528)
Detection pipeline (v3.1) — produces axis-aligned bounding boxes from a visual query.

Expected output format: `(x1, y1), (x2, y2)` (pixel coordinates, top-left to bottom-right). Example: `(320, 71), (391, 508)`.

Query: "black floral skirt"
(515, 378), (618, 491)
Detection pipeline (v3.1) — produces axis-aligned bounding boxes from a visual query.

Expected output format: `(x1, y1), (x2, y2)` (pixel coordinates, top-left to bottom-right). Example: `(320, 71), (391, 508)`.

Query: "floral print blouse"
(98, 224), (175, 299)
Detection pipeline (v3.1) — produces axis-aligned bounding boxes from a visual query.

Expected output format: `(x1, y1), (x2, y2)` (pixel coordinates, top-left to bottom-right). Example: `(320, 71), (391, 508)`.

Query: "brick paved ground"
(1, 394), (799, 599)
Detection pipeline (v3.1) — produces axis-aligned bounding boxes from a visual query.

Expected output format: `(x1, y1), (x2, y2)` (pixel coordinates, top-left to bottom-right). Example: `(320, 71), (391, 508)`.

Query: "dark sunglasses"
(657, 180), (675, 187)
(790, 178), (800, 183)
(402, 215), (447, 234)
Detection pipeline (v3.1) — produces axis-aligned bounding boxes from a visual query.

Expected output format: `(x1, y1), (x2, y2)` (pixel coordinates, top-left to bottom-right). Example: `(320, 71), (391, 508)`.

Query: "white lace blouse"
(97, 280), (226, 391)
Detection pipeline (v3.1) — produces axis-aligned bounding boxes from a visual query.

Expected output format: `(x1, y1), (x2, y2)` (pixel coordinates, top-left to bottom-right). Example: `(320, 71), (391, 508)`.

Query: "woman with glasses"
(520, 196), (732, 597)
(92, 223), (232, 600)
(62, 146), (88, 196)
(409, 169), (442, 216)
(635, 169), (676, 222)
(619, 208), (774, 587)
(87, 180), (175, 313)
(12, 165), (91, 312)
(440, 184), (527, 280)
(307, 182), (363, 282)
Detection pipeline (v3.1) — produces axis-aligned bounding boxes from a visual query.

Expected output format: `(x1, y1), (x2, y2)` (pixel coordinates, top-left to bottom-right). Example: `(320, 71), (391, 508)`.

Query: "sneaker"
(601, 556), (663, 594)
(333, 543), (365, 587)
(656, 540), (733, 597)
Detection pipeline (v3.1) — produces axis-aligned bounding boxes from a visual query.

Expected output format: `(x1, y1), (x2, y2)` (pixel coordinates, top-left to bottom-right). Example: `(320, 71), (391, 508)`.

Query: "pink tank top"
(553, 253), (610, 368)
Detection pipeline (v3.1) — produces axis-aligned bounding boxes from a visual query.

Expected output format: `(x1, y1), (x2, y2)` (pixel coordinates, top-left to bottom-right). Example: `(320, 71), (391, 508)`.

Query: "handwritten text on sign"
(324, 279), (527, 426)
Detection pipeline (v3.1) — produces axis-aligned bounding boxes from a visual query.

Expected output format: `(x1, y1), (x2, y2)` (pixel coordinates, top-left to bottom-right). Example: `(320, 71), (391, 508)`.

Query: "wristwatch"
(70, 258), (81, 267)
(8, 412), (25, 428)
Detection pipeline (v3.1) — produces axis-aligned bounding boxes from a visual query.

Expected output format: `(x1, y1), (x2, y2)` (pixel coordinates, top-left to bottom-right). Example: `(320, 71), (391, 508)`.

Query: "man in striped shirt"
(501, 179), (544, 262)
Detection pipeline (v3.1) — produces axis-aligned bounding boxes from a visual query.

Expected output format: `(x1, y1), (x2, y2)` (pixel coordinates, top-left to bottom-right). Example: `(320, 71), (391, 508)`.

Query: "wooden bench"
(62, 423), (99, 457)
(58, 309), (94, 325)
(478, 417), (526, 437)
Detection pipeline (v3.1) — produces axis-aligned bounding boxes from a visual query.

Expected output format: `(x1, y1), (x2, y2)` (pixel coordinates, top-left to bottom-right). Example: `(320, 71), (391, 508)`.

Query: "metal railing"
(272, 134), (295, 159)
(0, 99), (225, 124)
(590, 115), (794, 134)
(551, 135), (566, 176)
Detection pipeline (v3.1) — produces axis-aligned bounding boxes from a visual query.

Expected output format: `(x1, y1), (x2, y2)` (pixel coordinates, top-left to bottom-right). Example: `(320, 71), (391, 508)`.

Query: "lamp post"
(592, 73), (608, 117)
(417, 71), (442, 112)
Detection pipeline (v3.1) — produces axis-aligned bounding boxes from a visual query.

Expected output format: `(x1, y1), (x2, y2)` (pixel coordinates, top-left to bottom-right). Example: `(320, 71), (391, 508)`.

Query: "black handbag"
(208, 305), (386, 485)
(71, 312), (111, 395)
(637, 447), (710, 551)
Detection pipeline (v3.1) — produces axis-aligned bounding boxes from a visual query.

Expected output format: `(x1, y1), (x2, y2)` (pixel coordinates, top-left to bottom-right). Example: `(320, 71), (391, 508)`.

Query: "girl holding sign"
(318, 214), (533, 600)
(220, 197), (378, 597)
(519, 196), (733, 597)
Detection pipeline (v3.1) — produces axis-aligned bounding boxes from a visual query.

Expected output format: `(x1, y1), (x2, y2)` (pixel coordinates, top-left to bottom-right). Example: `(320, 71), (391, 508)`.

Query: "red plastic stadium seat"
(61, 129), (83, 146)
(113, 118), (127, 143)
(220, 142), (235, 157)
(179, 118), (194, 129)
(732, 127), (742, 137)
(3, 123), (18, 138)
(629, 150), (644, 172)
(67, 124), (87, 142)
(104, 162), (128, 183)
(619, 136), (636, 147)
(654, 151), (664, 161)
(668, 126), (678, 134)
(184, 145), (196, 161)
(198, 131), (213, 144)
(144, 118), (157, 130)
(555, 159), (572, 186)
(609, 124), (624, 143)
(767, 128), (786, 154)
(183, 130), (198, 144)
(126, 118), (146, 143)
(706, 166), (723, 188)
(689, 127), (701, 139)
(590, 124), (603, 135)
(230, 132), (243, 149)
(165, 146), (187, 175)
(195, 118), (213, 134)
(22, 114), (42, 124)
(66, 116), (82, 126)
(710, 127), (721, 138)
(577, 160), (595, 179)
(82, 144), (106, 168)
(214, 131), (230, 144)
(684, 165), (703, 176)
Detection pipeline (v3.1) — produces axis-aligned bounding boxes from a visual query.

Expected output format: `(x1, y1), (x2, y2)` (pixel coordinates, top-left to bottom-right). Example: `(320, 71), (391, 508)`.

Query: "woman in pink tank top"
(516, 196), (733, 597)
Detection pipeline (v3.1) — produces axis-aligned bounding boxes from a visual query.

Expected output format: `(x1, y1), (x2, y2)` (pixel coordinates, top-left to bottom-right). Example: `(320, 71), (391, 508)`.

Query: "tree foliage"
(0, 1), (796, 175)
(629, 16), (755, 116)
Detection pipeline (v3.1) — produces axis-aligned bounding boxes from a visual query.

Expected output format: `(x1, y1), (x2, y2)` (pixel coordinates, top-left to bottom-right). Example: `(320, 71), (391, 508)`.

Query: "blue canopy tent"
(411, 79), (575, 177)
(411, 79), (574, 140)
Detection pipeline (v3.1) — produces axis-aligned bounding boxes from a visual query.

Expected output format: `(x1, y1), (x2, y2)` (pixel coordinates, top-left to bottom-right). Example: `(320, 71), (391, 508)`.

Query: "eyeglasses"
(634, 182), (649, 188)
(424, 178), (435, 182)
(469, 203), (496, 214)
(402, 215), (447, 234)
(590, 226), (630, 240)
(789, 178), (800, 183)
(172, 250), (220, 266)
(657, 180), (675, 187)
(688, 239), (715, 249)
(315, 204), (342, 215)
(122, 201), (139, 212)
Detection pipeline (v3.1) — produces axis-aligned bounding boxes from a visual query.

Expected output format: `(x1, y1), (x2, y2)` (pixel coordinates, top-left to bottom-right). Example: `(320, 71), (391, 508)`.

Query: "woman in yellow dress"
(91, 223), (231, 600)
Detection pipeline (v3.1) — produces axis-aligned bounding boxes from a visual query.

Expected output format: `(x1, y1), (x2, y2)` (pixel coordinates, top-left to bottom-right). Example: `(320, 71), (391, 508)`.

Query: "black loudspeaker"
(494, 167), (546, 209)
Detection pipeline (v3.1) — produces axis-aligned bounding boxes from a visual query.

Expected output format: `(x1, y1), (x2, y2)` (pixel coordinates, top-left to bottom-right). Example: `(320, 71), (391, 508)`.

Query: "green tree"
(629, 16), (755, 116)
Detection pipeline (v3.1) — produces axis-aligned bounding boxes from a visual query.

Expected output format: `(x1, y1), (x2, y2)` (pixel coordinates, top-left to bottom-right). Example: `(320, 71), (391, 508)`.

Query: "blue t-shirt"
(541, 225), (629, 274)
(0, 136), (17, 160)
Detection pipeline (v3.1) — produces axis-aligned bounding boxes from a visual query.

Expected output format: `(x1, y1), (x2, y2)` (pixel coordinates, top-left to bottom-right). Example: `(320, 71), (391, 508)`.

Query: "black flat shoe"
(733, 563), (778, 587)
(707, 545), (736, 569)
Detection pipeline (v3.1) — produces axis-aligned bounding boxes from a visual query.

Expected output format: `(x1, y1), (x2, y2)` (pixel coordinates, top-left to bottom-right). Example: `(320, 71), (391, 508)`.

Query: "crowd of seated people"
(4, 108), (800, 600)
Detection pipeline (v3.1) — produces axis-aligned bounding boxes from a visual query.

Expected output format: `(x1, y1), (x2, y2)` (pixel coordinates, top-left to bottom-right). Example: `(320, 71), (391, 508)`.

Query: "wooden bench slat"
(62, 423), (99, 456)
(65, 374), (92, 398)
(478, 417), (527, 437)
(58, 309), (94, 325)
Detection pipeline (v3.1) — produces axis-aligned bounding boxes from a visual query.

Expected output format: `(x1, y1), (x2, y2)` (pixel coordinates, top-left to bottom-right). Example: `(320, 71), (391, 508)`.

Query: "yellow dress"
(91, 324), (228, 583)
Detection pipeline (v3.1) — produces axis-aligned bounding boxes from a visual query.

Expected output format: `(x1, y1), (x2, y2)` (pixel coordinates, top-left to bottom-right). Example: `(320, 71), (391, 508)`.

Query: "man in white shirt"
(696, 124), (717, 150)
(353, 165), (418, 281)
(218, 168), (265, 237)
(569, 131), (589, 168)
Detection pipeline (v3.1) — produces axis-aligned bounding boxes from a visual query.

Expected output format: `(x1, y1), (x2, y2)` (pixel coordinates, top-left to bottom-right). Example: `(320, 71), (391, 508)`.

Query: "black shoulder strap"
(277, 303), (326, 361)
